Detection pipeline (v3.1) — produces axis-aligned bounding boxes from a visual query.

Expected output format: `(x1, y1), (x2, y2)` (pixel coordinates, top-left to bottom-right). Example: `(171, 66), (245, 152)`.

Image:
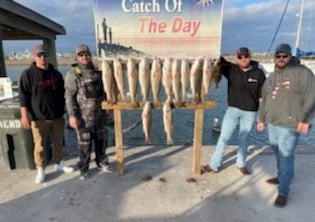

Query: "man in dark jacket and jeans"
(201, 47), (266, 175)
(257, 43), (315, 207)
(19, 44), (73, 184)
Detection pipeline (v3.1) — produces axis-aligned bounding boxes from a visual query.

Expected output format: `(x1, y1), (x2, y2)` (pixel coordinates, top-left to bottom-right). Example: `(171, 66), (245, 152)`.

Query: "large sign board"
(93, 0), (224, 58)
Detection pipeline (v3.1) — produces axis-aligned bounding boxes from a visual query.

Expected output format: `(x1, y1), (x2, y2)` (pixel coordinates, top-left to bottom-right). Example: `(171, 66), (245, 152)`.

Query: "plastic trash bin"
(0, 98), (35, 169)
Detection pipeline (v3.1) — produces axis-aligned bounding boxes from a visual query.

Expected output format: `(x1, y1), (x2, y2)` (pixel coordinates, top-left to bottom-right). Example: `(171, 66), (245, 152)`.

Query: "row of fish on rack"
(101, 57), (222, 105)
(101, 57), (222, 145)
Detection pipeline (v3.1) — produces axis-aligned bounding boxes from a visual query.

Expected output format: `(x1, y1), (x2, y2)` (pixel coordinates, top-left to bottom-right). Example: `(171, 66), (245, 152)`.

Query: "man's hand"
(257, 122), (264, 132)
(69, 116), (78, 129)
(21, 115), (30, 129)
(296, 122), (310, 134)
(20, 107), (30, 129)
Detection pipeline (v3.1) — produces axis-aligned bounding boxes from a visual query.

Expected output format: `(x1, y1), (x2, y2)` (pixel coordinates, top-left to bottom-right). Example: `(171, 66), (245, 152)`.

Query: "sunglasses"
(36, 52), (49, 58)
(78, 52), (91, 57)
(237, 55), (249, 60)
(275, 54), (289, 59)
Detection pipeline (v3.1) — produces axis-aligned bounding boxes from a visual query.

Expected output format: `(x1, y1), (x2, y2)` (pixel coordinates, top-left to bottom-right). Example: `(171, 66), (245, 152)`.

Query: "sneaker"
(55, 160), (74, 173)
(79, 172), (88, 180)
(100, 164), (113, 173)
(35, 167), (45, 184)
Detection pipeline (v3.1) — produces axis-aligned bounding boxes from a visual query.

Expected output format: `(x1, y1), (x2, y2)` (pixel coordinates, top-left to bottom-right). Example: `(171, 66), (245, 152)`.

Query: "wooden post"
(192, 108), (204, 175)
(114, 109), (124, 175)
(102, 100), (216, 175)
(43, 39), (58, 69)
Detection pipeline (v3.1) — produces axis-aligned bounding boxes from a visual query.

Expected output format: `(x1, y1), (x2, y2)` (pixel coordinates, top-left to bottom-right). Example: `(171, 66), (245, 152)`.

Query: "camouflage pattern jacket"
(65, 63), (106, 128)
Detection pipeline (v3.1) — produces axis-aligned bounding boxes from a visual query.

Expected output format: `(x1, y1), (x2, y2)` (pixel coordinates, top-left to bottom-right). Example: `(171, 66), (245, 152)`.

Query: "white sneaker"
(79, 172), (88, 180)
(35, 167), (45, 184)
(100, 164), (113, 173)
(54, 160), (74, 173)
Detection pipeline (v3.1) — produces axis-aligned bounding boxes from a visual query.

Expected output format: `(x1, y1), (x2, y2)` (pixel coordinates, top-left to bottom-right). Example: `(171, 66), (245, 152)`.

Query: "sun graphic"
(195, 0), (214, 8)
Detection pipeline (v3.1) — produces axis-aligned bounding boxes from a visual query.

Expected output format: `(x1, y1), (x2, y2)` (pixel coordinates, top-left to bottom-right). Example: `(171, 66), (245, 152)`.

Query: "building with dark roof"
(0, 0), (66, 76)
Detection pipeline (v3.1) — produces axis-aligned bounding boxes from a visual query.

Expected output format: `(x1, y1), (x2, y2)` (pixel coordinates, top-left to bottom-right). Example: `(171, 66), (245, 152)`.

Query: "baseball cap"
(32, 44), (48, 55)
(76, 44), (91, 55)
(275, 43), (292, 55)
(236, 47), (250, 56)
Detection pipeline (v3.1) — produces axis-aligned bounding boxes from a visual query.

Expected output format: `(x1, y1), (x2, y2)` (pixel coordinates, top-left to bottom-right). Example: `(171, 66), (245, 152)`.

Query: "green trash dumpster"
(0, 98), (35, 169)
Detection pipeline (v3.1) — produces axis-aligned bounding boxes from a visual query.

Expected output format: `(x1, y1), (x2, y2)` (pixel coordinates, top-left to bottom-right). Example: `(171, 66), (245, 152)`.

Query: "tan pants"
(31, 118), (65, 168)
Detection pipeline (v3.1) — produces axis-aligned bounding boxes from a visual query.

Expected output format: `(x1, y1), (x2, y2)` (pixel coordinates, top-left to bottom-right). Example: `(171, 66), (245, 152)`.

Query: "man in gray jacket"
(257, 43), (315, 207)
(65, 44), (111, 180)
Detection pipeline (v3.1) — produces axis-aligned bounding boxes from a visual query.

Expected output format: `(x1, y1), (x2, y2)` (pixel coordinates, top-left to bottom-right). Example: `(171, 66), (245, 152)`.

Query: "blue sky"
(3, 0), (315, 54)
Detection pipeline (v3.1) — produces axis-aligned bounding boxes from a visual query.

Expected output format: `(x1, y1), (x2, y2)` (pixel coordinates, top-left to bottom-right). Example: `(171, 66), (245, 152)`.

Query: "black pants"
(77, 126), (108, 173)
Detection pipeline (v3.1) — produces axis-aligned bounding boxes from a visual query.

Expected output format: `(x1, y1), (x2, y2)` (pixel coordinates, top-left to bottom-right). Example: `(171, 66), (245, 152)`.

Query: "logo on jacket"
(248, 78), (257, 83)
(39, 78), (58, 88)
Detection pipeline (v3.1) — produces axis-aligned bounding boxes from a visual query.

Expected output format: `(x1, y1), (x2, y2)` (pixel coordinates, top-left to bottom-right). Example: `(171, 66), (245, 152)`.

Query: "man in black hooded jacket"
(19, 44), (73, 184)
(201, 47), (266, 175)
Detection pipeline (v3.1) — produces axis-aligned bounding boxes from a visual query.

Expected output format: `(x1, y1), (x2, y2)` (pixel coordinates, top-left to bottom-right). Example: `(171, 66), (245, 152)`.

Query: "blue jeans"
(209, 107), (256, 171)
(267, 124), (299, 197)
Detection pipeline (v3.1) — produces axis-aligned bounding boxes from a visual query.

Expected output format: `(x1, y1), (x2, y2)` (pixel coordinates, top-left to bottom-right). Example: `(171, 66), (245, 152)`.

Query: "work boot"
(274, 195), (287, 207)
(54, 160), (74, 173)
(200, 165), (214, 174)
(35, 167), (45, 184)
(238, 167), (251, 175)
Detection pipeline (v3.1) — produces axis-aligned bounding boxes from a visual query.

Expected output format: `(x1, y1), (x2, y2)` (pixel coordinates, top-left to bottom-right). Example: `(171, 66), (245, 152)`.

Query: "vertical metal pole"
(294, 0), (304, 56)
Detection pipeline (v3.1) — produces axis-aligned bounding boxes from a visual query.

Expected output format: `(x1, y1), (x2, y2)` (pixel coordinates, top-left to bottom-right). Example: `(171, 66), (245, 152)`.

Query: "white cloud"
(4, 0), (315, 54)
(221, 0), (315, 53)
(6, 0), (96, 52)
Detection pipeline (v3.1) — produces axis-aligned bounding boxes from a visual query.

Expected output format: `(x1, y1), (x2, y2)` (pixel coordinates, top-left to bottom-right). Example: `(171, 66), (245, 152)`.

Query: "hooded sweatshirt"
(258, 57), (315, 128)
(220, 57), (266, 111)
(19, 62), (65, 121)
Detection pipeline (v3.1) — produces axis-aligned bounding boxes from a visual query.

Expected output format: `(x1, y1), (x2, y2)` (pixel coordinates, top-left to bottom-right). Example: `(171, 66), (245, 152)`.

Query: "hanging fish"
(111, 75), (119, 103)
(151, 57), (162, 105)
(211, 58), (222, 89)
(162, 57), (173, 102)
(181, 58), (190, 102)
(101, 60), (114, 103)
(113, 58), (126, 101)
(127, 57), (138, 103)
(172, 58), (182, 105)
(141, 101), (152, 144)
(139, 57), (151, 102)
(202, 58), (212, 99)
(190, 58), (202, 103)
(163, 100), (173, 145)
